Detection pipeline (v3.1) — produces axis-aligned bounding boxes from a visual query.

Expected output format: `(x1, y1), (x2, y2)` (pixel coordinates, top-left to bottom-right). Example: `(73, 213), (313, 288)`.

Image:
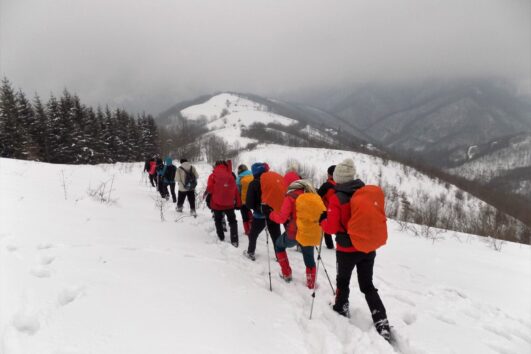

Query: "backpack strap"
(335, 190), (352, 232)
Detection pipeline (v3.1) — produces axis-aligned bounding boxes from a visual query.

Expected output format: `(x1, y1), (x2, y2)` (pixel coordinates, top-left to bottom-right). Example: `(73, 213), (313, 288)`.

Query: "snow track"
(1, 158), (530, 353)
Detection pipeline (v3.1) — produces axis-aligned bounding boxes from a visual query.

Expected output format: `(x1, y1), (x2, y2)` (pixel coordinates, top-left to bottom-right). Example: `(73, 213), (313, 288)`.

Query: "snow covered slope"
(236, 145), (530, 241)
(1, 158), (530, 354)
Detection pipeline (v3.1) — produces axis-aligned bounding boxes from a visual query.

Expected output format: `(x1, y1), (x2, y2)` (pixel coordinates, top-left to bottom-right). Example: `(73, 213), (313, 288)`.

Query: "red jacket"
(207, 164), (242, 210)
(269, 190), (303, 239)
(148, 161), (156, 175)
(321, 193), (357, 253)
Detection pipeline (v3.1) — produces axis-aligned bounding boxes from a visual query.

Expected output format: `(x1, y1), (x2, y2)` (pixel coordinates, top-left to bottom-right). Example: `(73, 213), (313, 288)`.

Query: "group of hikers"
(144, 156), (199, 216)
(143, 156), (391, 342)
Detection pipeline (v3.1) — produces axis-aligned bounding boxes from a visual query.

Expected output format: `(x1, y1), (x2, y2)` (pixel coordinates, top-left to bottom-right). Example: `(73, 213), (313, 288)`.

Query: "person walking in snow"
(320, 158), (391, 341)
(147, 156), (157, 187)
(206, 161), (241, 246)
(236, 164), (254, 236)
(244, 162), (283, 261)
(162, 157), (177, 203)
(317, 165), (336, 249)
(155, 157), (167, 198)
(176, 159), (199, 216)
(268, 179), (326, 289)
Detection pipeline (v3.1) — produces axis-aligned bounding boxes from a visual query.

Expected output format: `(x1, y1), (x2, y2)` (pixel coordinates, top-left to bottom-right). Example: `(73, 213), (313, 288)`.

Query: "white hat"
(333, 158), (356, 184)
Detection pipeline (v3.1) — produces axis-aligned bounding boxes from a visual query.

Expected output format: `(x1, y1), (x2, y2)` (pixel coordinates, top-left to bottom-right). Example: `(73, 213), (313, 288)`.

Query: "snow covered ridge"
(181, 93), (270, 122)
(175, 92), (343, 149)
(1, 157), (531, 353)
(236, 145), (529, 244)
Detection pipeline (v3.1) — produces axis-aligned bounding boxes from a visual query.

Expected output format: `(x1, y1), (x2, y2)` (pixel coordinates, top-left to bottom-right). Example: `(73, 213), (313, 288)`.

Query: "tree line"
(0, 78), (159, 164)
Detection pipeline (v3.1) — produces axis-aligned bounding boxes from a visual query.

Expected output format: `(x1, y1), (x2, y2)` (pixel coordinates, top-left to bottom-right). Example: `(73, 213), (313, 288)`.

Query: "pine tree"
(0, 78), (23, 158)
(15, 90), (37, 159)
(33, 95), (50, 161)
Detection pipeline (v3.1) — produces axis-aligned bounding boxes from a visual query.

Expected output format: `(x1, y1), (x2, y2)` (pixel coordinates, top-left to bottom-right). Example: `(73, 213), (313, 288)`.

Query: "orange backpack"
(295, 193), (326, 246)
(347, 185), (388, 253)
(260, 171), (287, 212)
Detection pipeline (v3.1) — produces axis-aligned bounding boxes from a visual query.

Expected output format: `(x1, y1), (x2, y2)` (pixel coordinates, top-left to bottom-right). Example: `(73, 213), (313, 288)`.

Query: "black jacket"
(163, 165), (177, 183)
(335, 179), (365, 204)
(245, 178), (262, 213)
(318, 181), (335, 198)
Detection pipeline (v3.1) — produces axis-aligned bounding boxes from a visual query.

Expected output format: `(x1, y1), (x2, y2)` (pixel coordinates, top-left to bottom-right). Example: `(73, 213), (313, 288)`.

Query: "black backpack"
(180, 166), (197, 190)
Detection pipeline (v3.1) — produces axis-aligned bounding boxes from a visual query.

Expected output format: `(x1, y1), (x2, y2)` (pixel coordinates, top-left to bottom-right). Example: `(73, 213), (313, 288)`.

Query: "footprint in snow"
(6, 244), (18, 252)
(11, 312), (40, 335)
(402, 311), (417, 325)
(30, 266), (52, 278)
(58, 287), (85, 306)
(36, 243), (53, 250)
(39, 255), (55, 265)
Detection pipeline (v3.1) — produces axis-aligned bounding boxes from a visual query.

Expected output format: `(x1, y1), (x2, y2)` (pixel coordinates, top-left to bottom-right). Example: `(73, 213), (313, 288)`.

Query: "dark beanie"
(327, 165), (336, 176)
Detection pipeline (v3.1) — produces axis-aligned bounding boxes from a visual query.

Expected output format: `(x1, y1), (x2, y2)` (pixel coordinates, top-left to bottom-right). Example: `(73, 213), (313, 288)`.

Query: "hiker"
(236, 164), (254, 236)
(206, 160), (241, 246)
(176, 159), (198, 216)
(162, 157), (177, 203)
(155, 157), (167, 198)
(320, 158), (391, 341)
(268, 179), (326, 289)
(317, 165), (337, 249)
(244, 162), (285, 261)
(144, 157), (157, 187)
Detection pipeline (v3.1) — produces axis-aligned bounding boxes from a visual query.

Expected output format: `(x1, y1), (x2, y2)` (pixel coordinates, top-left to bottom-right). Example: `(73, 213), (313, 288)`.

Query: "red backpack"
(260, 171), (287, 212)
(211, 166), (237, 208)
(347, 185), (388, 253)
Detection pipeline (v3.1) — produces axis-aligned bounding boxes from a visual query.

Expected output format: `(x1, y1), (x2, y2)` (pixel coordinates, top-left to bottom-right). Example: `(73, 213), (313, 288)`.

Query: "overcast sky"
(1, 0), (529, 114)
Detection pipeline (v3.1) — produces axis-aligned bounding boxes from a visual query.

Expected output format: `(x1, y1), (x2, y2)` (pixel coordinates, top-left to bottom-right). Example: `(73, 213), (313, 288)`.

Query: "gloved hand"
(261, 204), (273, 218)
(319, 211), (328, 224)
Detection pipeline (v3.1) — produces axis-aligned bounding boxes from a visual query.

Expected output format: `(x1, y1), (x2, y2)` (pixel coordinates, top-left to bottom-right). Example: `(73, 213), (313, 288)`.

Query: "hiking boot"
(276, 251), (292, 282)
(332, 302), (350, 318)
(306, 266), (316, 289)
(191, 209), (197, 218)
(176, 205), (183, 212)
(375, 319), (391, 342)
(243, 250), (256, 261)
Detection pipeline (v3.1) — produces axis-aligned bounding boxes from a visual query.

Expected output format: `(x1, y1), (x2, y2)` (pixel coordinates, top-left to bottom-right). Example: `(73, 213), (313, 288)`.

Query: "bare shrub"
(87, 175), (117, 204)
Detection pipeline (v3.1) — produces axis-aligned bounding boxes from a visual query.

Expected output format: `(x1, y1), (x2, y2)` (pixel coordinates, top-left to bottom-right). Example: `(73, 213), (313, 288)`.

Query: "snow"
(204, 110), (298, 147)
(1, 157), (531, 354)
(181, 93), (268, 122)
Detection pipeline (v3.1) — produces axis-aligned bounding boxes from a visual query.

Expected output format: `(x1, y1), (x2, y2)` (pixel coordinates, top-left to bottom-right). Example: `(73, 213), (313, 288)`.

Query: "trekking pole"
(261, 205), (273, 292)
(309, 232), (325, 319)
(315, 245), (335, 295)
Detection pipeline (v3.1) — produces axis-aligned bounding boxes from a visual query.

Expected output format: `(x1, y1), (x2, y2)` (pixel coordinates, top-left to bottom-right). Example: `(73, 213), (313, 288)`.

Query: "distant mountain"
(283, 79), (531, 204)
(156, 92), (373, 152)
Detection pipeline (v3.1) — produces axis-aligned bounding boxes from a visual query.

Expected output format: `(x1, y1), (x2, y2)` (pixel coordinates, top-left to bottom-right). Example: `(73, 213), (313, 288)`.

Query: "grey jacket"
(176, 162), (199, 192)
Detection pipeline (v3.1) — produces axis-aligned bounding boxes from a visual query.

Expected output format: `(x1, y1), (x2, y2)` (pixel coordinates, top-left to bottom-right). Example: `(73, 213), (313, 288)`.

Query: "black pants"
(335, 251), (387, 324)
(247, 218), (281, 254)
(214, 209), (237, 242)
(324, 233), (334, 248)
(164, 183), (176, 203)
(158, 176), (167, 197)
(149, 173), (157, 187)
(177, 190), (196, 210)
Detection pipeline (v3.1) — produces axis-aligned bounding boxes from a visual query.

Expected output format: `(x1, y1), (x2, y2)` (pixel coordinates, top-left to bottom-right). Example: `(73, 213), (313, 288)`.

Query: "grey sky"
(1, 0), (529, 114)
